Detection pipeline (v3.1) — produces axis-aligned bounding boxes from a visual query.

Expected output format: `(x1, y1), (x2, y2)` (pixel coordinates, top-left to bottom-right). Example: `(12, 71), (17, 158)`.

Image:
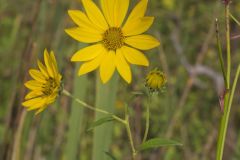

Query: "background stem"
(92, 74), (118, 160)
(63, 72), (87, 160)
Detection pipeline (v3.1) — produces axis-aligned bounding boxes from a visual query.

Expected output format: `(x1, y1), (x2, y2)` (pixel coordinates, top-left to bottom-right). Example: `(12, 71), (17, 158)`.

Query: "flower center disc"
(103, 27), (124, 51)
(42, 78), (58, 96)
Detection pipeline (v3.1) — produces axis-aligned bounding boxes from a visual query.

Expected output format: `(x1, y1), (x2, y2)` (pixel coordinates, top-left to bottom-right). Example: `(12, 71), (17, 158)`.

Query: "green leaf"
(104, 151), (117, 160)
(87, 116), (114, 131)
(139, 138), (182, 151)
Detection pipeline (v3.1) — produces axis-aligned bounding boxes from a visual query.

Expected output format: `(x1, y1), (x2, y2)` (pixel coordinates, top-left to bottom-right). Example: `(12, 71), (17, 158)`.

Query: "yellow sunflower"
(22, 49), (62, 114)
(66, 0), (160, 83)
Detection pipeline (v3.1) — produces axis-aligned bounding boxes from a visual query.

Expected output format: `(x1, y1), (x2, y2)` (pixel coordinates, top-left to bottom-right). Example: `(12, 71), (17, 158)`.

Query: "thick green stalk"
(225, 4), (231, 89)
(216, 4), (232, 160)
(216, 65), (240, 160)
(63, 71), (87, 160)
(92, 74), (118, 160)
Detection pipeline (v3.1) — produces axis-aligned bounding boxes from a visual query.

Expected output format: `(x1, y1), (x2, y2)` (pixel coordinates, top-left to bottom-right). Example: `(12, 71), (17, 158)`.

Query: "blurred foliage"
(0, 0), (240, 160)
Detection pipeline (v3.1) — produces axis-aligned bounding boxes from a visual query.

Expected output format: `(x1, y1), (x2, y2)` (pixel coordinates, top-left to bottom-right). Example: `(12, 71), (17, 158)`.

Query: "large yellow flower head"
(22, 49), (62, 114)
(66, 0), (160, 83)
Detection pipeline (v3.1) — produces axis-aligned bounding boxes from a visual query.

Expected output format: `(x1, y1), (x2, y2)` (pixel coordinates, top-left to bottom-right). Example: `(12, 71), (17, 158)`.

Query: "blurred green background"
(1, 0), (240, 160)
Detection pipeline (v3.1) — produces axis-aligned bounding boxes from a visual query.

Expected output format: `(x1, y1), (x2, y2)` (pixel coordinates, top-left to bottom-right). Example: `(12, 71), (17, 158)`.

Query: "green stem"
(64, 89), (138, 159)
(216, 65), (240, 160)
(62, 89), (125, 124)
(229, 13), (240, 26)
(225, 4), (231, 89)
(125, 113), (137, 160)
(215, 18), (227, 86)
(142, 97), (150, 143)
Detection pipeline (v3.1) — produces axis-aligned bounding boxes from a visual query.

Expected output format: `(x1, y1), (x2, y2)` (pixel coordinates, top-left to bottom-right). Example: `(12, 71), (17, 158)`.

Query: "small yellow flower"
(145, 68), (167, 92)
(22, 49), (62, 114)
(66, 0), (160, 83)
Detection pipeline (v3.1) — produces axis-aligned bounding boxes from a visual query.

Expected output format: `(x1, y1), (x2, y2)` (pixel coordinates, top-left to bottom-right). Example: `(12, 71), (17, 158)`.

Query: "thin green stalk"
(225, 4), (231, 89)
(229, 13), (240, 26)
(62, 89), (125, 124)
(216, 65), (240, 160)
(215, 18), (227, 86)
(63, 89), (138, 159)
(125, 110), (137, 160)
(142, 97), (150, 143)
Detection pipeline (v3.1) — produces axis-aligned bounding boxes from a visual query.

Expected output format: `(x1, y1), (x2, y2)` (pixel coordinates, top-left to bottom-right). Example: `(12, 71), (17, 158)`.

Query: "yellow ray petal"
(114, 0), (129, 27)
(35, 105), (47, 115)
(125, 34), (160, 50)
(116, 49), (132, 83)
(121, 46), (149, 66)
(100, 0), (114, 26)
(78, 50), (106, 75)
(100, 0), (129, 27)
(27, 101), (46, 111)
(22, 97), (45, 108)
(38, 60), (48, 77)
(44, 49), (54, 78)
(24, 80), (43, 90)
(71, 44), (104, 62)
(25, 90), (43, 100)
(68, 10), (104, 32)
(126, 0), (148, 22)
(50, 51), (59, 78)
(29, 69), (46, 83)
(82, 0), (108, 31)
(65, 27), (102, 43)
(122, 17), (154, 36)
(100, 50), (116, 83)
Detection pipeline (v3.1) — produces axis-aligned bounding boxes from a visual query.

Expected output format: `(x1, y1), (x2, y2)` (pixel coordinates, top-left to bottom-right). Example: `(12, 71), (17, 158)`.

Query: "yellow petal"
(50, 51), (59, 78)
(100, 0), (115, 26)
(24, 80), (42, 90)
(125, 34), (160, 50)
(114, 0), (129, 27)
(121, 46), (149, 66)
(22, 97), (45, 108)
(122, 17), (154, 36)
(71, 44), (104, 62)
(116, 49), (132, 83)
(100, 0), (129, 27)
(126, 0), (148, 22)
(25, 90), (43, 100)
(100, 50), (116, 83)
(44, 49), (54, 78)
(68, 10), (103, 32)
(82, 0), (108, 31)
(29, 69), (46, 83)
(78, 50), (106, 75)
(27, 101), (46, 111)
(65, 27), (102, 43)
(35, 106), (47, 115)
(37, 60), (48, 77)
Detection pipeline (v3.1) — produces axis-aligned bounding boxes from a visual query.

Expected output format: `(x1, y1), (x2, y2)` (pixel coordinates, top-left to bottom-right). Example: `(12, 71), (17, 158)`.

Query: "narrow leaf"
(87, 116), (114, 131)
(139, 138), (182, 151)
